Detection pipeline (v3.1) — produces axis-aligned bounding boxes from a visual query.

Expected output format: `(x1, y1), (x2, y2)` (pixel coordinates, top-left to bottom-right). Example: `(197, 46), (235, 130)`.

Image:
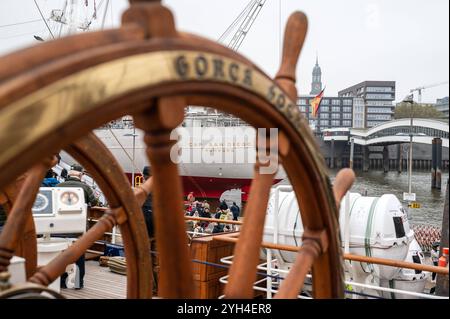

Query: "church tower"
(310, 54), (322, 95)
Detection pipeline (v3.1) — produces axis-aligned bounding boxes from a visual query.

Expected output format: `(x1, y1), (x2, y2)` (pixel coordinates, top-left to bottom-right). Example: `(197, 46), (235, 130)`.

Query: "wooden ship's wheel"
(0, 0), (354, 299)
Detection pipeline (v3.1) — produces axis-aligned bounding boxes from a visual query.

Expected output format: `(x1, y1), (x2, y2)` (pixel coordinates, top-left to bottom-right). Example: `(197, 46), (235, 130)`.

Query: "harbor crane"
(218, 0), (266, 51)
(189, 0), (266, 115)
(410, 81), (449, 103)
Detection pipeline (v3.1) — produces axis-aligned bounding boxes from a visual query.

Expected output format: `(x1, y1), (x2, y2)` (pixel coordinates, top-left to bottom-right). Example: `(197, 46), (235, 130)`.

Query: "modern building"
(298, 60), (371, 131)
(435, 96), (449, 118)
(298, 95), (357, 131)
(338, 81), (396, 128)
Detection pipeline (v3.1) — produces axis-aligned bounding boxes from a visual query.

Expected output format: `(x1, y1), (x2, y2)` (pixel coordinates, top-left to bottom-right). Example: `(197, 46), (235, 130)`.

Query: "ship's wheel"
(0, 0), (354, 298)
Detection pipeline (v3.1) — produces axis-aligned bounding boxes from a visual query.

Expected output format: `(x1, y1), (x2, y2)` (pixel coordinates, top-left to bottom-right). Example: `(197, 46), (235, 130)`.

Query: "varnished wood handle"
(275, 12), (308, 83)
(133, 176), (153, 207)
(332, 168), (355, 211)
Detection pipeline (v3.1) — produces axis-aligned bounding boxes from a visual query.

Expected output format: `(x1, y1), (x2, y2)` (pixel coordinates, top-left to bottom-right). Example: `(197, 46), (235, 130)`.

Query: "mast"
(58, 1), (69, 37)
(67, 0), (78, 35)
(101, 0), (110, 29)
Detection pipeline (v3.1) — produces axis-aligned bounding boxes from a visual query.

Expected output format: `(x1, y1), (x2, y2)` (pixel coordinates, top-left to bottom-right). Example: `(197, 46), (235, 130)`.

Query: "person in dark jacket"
(41, 169), (60, 187)
(57, 164), (98, 207)
(219, 200), (228, 211)
(141, 166), (154, 238)
(230, 202), (240, 221)
(0, 205), (6, 234)
(141, 166), (158, 295)
(60, 168), (68, 181)
(57, 164), (97, 289)
(190, 201), (204, 217)
(199, 206), (211, 229)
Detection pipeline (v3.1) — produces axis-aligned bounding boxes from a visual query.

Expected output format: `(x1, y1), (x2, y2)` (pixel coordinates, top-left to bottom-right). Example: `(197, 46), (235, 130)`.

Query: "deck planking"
(61, 260), (126, 299)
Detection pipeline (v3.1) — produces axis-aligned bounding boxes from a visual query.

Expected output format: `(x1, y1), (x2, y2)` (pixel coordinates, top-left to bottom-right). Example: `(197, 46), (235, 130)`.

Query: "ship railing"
(183, 115), (249, 127)
(85, 214), (241, 256)
(213, 233), (448, 299)
(184, 215), (243, 225)
(97, 114), (250, 130)
(218, 254), (447, 299)
(218, 274), (313, 299)
(185, 215), (242, 234)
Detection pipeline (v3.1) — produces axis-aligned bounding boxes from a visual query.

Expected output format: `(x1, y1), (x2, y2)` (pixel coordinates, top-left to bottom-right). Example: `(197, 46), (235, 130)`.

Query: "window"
(332, 106), (340, 112)
(299, 99), (307, 105)
(343, 113), (352, 119)
(343, 99), (352, 105)
(366, 86), (393, 93)
(300, 106), (306, 112)
(343, 107), (352, 113)
(320, 120), (329, 126)
(367, 114), (391, 120)
(321, 99), (329, 105)
(366, 94), (393, 99)
(331, 113), (340, 119)
(320, 106), (329, 112)
(331, 120), (340, 126)
(367, 100), (393, 106)
(353, 118), (364, 128)
(332, 99), (341, 105)
(342, 120), (352, 127)
(320, 113), (329, 119)
(367, 107), (393, 114)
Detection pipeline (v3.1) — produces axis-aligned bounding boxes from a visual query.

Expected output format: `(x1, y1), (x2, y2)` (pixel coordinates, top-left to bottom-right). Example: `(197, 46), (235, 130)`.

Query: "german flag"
(310, 88), (325, 118)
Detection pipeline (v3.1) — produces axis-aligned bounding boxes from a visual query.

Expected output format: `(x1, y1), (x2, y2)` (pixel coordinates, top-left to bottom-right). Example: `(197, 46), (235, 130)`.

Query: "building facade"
(435, 96), (449, 118)
(338, 81), (396, 128)
(298, 96), (355, 131)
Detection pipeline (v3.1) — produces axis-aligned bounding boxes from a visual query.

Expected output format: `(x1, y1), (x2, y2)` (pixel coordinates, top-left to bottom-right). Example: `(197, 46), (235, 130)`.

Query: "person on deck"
(141, 166), (159, 295)
(57, 164), (98, 206)
(213, 202), (232, 233)
(57, 164), (98, 289)
(230, 202), (240, 221)
(187, 192), (195, 204)
(0, 205), (6, 234)
(41, 169), (60, 187)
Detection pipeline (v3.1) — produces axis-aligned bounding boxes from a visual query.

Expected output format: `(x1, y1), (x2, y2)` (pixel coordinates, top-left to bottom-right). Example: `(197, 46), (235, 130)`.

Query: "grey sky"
(1, 0), (448, 104)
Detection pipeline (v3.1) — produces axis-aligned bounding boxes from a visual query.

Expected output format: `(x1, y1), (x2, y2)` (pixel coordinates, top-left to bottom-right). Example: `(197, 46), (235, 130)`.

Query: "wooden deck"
(61, 260), (126, 299)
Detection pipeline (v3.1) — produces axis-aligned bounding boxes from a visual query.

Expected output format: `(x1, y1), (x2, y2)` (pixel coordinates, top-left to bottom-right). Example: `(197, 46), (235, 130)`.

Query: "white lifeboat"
(262, 185), (414, 281)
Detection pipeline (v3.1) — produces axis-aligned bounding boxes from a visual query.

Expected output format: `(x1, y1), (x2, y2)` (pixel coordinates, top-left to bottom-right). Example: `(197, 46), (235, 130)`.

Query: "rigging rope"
(107, 127), (143, 176)
(34, 0), (55, 39)
(218, 0), (254, 44)
(0, 19), (42, 28)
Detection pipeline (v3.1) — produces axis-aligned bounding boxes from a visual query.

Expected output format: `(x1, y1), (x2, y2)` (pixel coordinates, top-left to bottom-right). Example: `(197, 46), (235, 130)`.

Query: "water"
(329, 170), (449, 228)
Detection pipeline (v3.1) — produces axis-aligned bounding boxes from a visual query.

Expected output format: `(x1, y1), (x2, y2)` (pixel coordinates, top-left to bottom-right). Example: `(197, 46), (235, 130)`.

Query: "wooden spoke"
(275, 11), (308, 101)
(0, 133), (152, 298)
(332, 168), (356, 211)
(29, 207), (123, 287)
(134, 97), (194, 299)
(65, 133), (152, 299)
(134, 176), (153, 206)
(275, 229), (328, 298)
(226, 12), (309, 298)
(0, 156), (57, 278)
(224, 136), (277, 298)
